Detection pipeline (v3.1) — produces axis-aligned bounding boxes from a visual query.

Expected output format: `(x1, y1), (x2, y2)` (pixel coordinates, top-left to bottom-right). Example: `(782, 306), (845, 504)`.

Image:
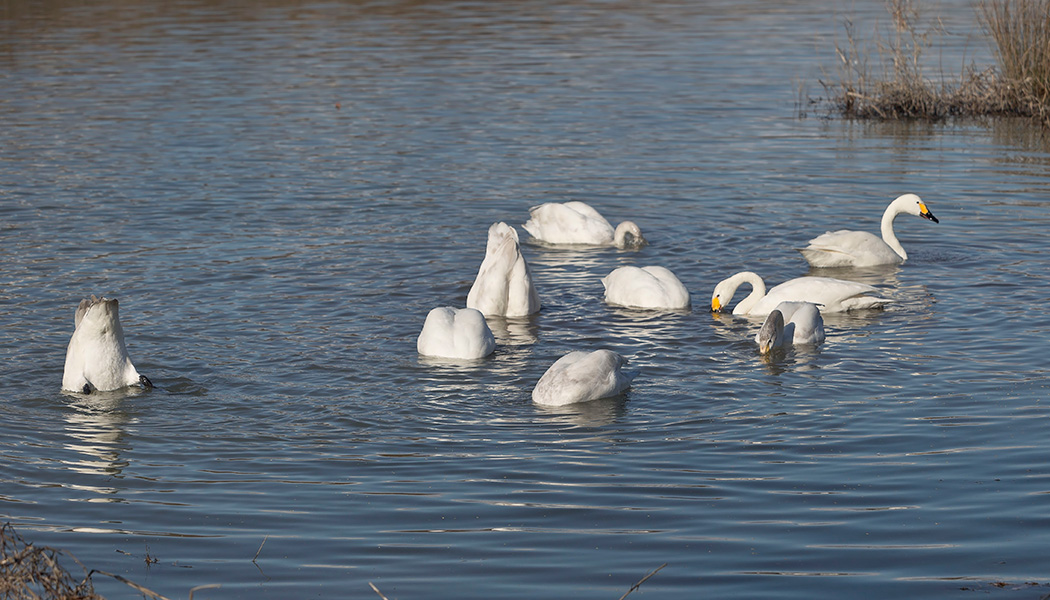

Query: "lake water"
(2, 1), (1050, 598)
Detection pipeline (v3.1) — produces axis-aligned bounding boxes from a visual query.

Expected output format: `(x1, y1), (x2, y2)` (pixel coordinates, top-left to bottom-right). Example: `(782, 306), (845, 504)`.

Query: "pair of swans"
(417, 222), (539, 360)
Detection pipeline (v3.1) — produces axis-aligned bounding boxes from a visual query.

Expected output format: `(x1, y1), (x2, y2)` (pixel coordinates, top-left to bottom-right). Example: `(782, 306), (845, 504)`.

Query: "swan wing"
(523, 202), (614, 245)
(532, 350), (634, 406)
(755, 277), (890, 314)
(799, 230), (903, 267)
(602, 266), (690, 309)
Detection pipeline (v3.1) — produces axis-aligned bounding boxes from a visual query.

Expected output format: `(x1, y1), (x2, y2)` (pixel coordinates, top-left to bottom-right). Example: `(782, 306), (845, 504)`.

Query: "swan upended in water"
(62, 296), (153, 394)
(798, 193), (939, 267)
(417, 307), (496, 360)
(710, 271), (891, 316)
(532, 349), (636, 406)
(523, 201), (645, 248)
(601, 265), (690, 310)
(755, 301), (826, 354)
(466, 222), (541, 317)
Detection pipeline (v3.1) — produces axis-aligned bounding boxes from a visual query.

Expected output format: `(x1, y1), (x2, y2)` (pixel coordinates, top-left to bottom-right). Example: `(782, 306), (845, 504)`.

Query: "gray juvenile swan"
(62, 296), (152, 394)
(755, 301), (826, 354)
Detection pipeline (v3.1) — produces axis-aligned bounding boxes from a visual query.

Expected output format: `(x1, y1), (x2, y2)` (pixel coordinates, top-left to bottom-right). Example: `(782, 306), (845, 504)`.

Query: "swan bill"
(919, 202), (939, 223)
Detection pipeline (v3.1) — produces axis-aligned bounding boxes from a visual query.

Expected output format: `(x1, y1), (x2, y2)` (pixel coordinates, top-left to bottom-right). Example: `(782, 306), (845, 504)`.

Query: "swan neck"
(733, 272), (766, 314)
(881, 204), (907, 260)
(613, 221), (644, 248)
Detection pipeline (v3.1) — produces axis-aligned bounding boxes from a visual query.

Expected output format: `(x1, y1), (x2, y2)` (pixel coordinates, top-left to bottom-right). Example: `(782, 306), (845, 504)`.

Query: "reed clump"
(0, 523), (102, 600)
(823, 0), (1050, 126)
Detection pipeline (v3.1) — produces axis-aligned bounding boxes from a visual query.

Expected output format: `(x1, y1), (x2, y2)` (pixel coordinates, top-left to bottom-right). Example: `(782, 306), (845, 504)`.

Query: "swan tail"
(841, 296), (894, 311)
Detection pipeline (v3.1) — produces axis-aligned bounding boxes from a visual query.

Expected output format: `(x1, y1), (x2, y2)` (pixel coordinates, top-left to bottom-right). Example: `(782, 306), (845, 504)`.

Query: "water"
(2, 1), (1050, 598)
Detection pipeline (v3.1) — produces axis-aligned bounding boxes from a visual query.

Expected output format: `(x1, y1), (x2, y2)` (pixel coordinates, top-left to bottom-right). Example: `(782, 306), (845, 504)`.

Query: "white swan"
(755, 301), (825, 354)
(799, 193), (939, 267)
(62, 296), (152, 393)
(523, 201), (645, 248)
(601, 265), (690, 310)
(417, 307), (496, 360)
(532, 349), (636, 406)
(466, 222), (541, 317)
(711, 271), (891, 316)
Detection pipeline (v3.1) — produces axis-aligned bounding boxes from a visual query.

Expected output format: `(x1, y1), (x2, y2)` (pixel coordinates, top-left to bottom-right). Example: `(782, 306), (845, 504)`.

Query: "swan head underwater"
(62, 296), (153, 394)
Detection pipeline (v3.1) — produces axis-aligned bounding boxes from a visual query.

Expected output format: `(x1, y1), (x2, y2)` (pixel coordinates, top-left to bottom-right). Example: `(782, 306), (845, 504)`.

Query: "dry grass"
(1, 523), (102, 600)
(821, 0), (1050, 126)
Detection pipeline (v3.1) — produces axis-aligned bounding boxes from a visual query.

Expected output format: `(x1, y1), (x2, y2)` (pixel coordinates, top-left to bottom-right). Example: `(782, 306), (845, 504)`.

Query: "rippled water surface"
(3, 1), (1050, 598)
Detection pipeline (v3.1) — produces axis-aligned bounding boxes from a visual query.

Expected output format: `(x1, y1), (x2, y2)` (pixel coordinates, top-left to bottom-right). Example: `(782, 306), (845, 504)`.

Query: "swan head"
(613, 221), (646, 249)
(756, 309), (784, 354)
(896, 193), (939, 223)
(711, 271), (764, 314)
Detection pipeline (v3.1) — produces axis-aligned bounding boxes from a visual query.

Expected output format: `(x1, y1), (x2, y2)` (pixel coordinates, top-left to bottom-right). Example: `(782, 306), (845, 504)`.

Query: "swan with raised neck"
(799, 193), (939, 267)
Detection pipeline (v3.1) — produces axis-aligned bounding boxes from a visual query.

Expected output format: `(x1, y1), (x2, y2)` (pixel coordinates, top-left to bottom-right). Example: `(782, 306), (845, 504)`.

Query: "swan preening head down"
(523, 201), (646, 249)
(799, 193), (939, 267)
(711, 271), (892, 316)
(62, 296), (152, 394)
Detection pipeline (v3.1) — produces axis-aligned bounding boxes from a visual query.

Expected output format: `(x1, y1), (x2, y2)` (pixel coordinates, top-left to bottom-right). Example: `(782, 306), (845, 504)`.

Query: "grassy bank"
(819, 0), (1050, 126)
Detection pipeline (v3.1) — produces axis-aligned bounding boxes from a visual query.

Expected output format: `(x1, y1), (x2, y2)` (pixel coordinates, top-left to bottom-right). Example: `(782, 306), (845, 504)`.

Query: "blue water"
(3, 1), (1050, 599)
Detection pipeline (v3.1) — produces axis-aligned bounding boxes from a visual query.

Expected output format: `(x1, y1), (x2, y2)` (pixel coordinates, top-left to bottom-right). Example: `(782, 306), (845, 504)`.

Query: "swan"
(601, 265), (690, 310)
(799, 193), (939, 267)
(532, 349), (636, 406)
(755, 301), (825, 354)
(711, 271), (892, 316)
(62, 296), (153, 394)
(417, 307), (496, 360)
(466, 222), (541, 317)
(523, 201), (645, 248)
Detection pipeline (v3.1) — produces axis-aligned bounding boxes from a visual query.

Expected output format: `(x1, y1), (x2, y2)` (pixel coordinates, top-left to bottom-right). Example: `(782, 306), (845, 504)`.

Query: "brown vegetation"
(1, 523), (102, 600)
(821, 0), (1050, 126)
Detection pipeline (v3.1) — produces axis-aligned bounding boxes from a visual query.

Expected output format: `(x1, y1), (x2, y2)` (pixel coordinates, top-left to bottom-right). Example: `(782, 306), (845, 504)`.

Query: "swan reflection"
(533, 395), (627, 428)
(61, 390), (140, 502)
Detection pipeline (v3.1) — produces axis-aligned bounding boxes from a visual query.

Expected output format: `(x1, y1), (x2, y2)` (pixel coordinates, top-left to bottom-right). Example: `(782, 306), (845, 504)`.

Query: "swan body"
(417, 307), (496, 359)
(755, 301), (825, 353)
(466, 222), (541, 317)
(532, 350), (636, 406)
(523, 201), (645, 248)
(711, 271), (892, 316)
(799, 193), (939, 267)
(62, 296), (152, 393)
(602, 265), (690, 310)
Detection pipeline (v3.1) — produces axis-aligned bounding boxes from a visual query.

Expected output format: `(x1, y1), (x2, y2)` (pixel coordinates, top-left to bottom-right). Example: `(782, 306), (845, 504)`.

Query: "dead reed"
(821, 0), (1050, 126)
(0, 523), (102, 600)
